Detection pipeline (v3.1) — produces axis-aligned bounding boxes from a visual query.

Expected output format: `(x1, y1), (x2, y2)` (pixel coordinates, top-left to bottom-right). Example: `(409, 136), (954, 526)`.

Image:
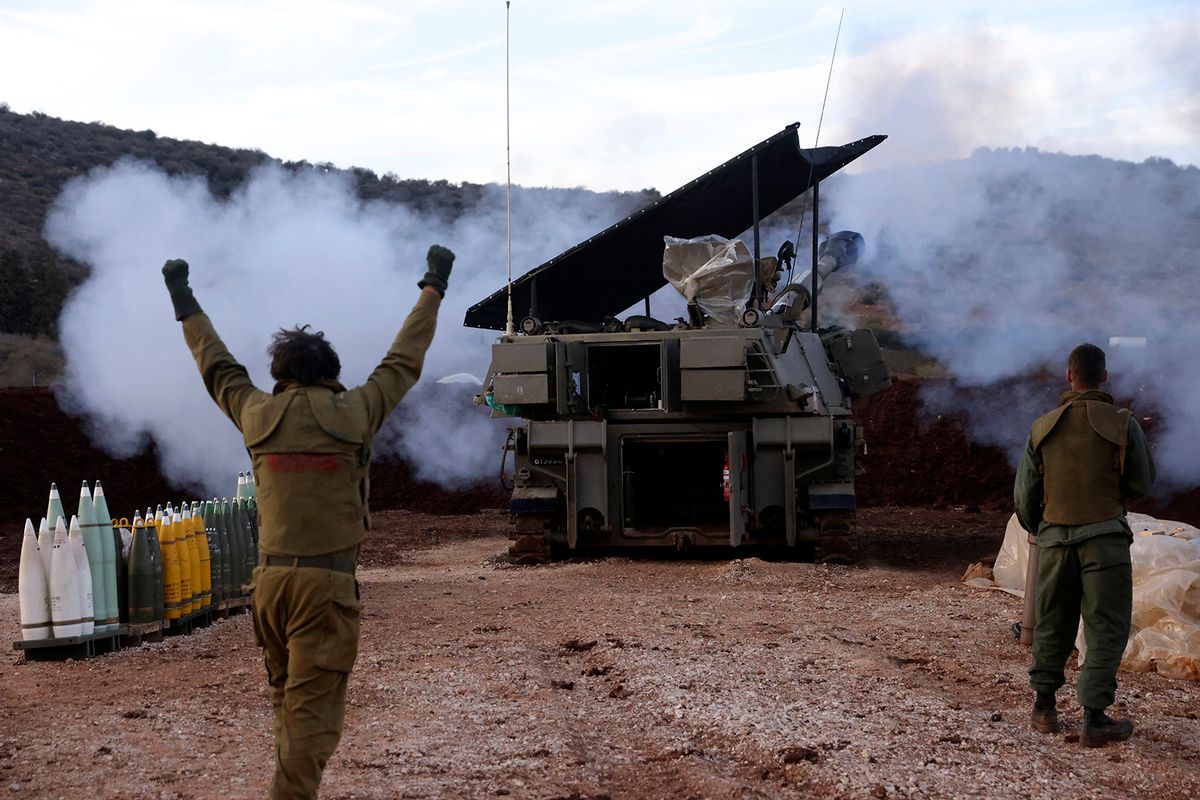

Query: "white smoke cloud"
(835, 30), (1034, 171)
(822, 21), (1200, 496)
(46, 160), (647, 494)
(828, 149), (1200, 492)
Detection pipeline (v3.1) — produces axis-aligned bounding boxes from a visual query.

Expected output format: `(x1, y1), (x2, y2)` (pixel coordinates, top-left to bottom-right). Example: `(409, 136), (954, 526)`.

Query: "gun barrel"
(769, 231), (864, 316)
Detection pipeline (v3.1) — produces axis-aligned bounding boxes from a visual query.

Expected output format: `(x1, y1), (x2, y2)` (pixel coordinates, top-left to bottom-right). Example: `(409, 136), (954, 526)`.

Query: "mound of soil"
(853, 380), (1015, 509)
(0, 387), (177, 525)
(0, 387), (505, 525)
(369, 460), (507, 516)
(853, 379), (1200, 524)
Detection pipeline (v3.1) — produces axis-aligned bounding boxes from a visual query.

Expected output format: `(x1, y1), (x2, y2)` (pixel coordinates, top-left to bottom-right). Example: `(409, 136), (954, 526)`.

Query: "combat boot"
(1030, 692), (1058, 733)
(1080, 708), (1133, 747)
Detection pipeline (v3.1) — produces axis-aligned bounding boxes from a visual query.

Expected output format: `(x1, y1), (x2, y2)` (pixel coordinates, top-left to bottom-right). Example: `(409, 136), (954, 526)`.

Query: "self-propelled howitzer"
(465, 124), (891, 562)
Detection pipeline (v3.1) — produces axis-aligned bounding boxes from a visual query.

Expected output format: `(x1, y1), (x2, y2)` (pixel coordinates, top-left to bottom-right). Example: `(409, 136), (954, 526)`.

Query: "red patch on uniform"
(265, 453), (339, 473)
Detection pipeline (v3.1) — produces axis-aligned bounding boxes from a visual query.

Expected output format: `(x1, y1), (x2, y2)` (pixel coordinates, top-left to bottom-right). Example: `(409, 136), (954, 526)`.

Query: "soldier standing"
(163, 246), (454, 797)
(1014, 343), (1155, 747)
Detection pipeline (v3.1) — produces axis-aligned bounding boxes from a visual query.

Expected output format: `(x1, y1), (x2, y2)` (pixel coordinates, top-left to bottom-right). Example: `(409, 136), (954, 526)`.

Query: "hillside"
(0, 105), (659, 344)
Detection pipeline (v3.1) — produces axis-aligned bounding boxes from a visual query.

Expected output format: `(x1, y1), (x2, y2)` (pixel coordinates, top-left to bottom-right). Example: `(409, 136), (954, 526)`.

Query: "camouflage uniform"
(1014, 389), (1155, 710)
(179, 290), (440, 798)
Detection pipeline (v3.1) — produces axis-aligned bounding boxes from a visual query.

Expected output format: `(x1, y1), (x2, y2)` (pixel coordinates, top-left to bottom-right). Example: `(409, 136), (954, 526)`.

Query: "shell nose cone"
(46, 484), (66, 532)
(19, 516), (51, 640)
(67, 514), (94, 636)
(37, 518), (53, 577)
(48, 517), (83, 638)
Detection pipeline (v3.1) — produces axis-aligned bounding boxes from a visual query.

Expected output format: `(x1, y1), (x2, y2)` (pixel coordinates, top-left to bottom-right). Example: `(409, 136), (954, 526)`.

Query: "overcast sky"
(1, 1), (1196, 191)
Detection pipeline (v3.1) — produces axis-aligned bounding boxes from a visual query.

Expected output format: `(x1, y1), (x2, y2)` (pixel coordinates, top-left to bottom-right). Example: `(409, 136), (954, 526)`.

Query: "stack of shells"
(18, 473), (259, 640)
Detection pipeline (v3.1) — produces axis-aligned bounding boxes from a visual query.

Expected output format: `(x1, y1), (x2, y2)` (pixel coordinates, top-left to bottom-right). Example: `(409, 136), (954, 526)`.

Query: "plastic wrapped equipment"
(991, 515), (1031, 597)
(988, 513), (1200, 680)
(662, 235), (754, 325)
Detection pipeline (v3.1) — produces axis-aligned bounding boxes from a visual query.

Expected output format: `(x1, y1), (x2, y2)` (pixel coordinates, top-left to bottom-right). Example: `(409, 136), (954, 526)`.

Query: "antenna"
(785, 8), (844, 312)
(812, 9), (843, 163)
(504, 1), (515, 337)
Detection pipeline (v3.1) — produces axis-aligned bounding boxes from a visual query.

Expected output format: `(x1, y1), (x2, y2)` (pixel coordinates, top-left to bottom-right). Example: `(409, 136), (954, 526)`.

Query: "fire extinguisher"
(722, 450), (731, 501)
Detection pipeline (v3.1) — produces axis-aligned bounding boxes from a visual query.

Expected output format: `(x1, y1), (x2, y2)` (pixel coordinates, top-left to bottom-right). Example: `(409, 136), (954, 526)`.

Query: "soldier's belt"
(260, 551), (356, 574)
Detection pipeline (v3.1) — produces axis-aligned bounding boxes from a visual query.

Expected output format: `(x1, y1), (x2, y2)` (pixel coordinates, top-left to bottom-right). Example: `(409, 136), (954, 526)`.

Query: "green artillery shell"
(92, 481), (119, 631)
(203, 500), (223, 604)
(145, 510), (165, 622)
(235, 499), (253, 592)
(45, 483), (66, 539)
(214, 498), (231, 604)
(127, 517), (157, 625)
(222, 499), (244, 596)
(78, 482), (113, 633)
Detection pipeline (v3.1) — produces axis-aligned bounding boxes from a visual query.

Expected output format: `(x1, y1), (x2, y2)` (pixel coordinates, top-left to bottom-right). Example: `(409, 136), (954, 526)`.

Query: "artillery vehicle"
(464, 124), (890, 562)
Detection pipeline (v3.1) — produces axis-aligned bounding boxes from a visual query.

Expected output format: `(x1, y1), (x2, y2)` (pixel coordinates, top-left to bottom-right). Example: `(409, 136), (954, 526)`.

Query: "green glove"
(162, 258), (202, 320)
(418, 245), (455, 297)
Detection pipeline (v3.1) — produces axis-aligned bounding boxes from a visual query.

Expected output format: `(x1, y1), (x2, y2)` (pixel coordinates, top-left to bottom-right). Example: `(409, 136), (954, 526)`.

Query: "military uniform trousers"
(250, 563), (361, 799)
(1029, 532), (1132, 709)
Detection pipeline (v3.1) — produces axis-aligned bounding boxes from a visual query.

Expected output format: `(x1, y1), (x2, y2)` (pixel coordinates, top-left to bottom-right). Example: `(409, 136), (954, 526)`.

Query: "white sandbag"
(992, 515), (1030, 594)
(1119, 533), (1200, 679)
(980, 513), (1200, 680)
(1127, 512), (1199, 540)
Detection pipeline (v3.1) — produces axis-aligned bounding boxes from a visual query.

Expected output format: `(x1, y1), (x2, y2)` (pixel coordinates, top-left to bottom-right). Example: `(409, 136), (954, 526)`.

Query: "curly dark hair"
(268, 325), (341, 385)
(1068, 342), (1106, 388)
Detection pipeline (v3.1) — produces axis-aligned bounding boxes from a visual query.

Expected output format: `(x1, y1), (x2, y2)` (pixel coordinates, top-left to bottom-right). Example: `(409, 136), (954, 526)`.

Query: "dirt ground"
(2, 508), (1197, 800)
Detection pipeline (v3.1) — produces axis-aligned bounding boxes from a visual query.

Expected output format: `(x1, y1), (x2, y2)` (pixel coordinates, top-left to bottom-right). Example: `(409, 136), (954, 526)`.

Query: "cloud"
(4, 3), (1191, 194)
(831, 16), (1197, 170)
(836, 30), (1032, 168)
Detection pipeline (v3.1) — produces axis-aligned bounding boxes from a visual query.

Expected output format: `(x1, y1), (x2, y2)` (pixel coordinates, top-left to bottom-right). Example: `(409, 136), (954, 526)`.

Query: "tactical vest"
(241, 383), (373, 557)
(1030, 392), (1130, 526)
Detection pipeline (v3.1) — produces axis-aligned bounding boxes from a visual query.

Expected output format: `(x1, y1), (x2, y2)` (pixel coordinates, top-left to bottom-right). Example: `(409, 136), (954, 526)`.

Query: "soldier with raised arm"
(163, 246), (454, 798)
(1015, 343), (1155, 747)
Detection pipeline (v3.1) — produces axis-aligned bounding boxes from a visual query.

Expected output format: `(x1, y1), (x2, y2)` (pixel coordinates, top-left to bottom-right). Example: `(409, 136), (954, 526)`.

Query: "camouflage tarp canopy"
(463, 124), (885, 330)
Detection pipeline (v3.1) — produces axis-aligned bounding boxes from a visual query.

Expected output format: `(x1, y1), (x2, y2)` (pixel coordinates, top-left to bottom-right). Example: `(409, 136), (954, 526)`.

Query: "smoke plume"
(820, 25), (1200, 496)
(830, 35), (1200, 493)
(46, 160), (648, 495)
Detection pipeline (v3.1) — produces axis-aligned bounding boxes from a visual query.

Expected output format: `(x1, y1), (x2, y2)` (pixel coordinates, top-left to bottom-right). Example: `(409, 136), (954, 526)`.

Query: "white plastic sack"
(662, 235), (754, 325)
(1123, 532), (1200, 679)
(987, 513), (1200, 680)
(1127, 512), (1200, 541)
(991, 515), (1030, 596)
